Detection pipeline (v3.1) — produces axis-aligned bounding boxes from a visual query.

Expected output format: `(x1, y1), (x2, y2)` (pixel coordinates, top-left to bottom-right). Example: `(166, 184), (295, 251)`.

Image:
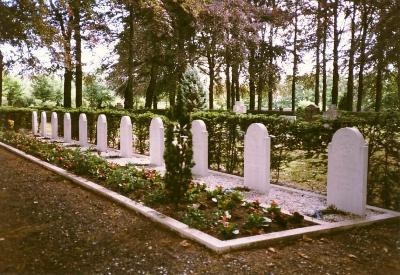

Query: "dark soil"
(0, 147), (399, 274)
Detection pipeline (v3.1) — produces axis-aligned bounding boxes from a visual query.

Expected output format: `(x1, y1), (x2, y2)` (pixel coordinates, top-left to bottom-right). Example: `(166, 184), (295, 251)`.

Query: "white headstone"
(327, 127), (368, 216)
(79, 113), (88, 147)
(32, 111), (38, 135)
(233, 101), (247, 113)
(96, 114), (107, 152)
(63, 113), (72, 143)
(150, 117), (164, 166)
(120, 116), (133, 158)
(51, 112), (58, 140)
(40, 111), (47, 137)
(191, 120), (208, 176)
(244, 123), (271, 193)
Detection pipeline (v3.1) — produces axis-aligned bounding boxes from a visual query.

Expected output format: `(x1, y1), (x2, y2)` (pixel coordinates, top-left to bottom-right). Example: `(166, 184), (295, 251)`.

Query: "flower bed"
(0, 130), (314, 240)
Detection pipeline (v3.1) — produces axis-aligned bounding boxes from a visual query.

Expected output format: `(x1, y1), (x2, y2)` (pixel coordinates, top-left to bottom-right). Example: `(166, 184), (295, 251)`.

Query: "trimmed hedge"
(0, 107), (399, 210)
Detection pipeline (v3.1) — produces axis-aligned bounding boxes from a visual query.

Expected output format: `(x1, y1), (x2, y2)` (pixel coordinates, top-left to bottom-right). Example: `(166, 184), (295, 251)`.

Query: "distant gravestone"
(120, 116), (133, 158)
(304, 104), (320, 121)
(191, 120), (208, 176)
(51, 112), (58, 140)
(327, 127), (368, 216)
(244, 123), (271, 193)
(233, 101), (247, 113)
(63, 113), (72, 143)
(79, 113), (88, 147)
(40, 111), (47, 137)
(323, 105), (339, 120)
(96, 114), (107, 152)
(32, 111), (38, 135)
(150, 117), (164, 166)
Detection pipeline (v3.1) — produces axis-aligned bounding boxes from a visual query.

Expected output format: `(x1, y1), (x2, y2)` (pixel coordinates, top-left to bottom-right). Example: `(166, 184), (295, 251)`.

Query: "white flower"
(232, 229), (239, 235)
(212, 197), (218, 203)
(263, 217), (272, 223)
(224, 211), (231, 219)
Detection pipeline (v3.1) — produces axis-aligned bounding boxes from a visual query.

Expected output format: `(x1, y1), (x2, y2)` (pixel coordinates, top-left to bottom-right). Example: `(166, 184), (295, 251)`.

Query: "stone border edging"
(1, 141), (399, 254)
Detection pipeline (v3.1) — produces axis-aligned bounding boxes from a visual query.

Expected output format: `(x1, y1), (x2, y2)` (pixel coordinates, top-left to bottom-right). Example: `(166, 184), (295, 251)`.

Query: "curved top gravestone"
(32, 111), (38, 135)
(120, 116), (133, 158)
(40, 111), (47, 137)
(191, 120), (208, 176)
(51, 112), (58, 140)
(63, 113), (72, 143)
(96, 114), (108, 152)
(244, 123), (271, 194)
(79, 113), (88, 147)
(150, 117), (164, 166)
(327, 127), (368, 216)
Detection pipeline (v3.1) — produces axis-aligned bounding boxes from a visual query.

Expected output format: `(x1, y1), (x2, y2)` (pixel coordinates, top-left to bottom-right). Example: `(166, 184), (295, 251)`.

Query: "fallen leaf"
(383, 247), (389, 253)
(268, 247), (276, 253)
(299, 253), (309, 259)
(302, 235), (313, 242)
(0, 238), (5, 241)
(180, 240), (190, 247)
(348, 254), (357, 259)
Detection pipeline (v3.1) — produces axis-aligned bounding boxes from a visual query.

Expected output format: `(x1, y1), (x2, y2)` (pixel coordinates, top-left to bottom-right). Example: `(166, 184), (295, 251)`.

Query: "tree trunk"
(331, 0), (339, 106)
(207, 53), (215, 110)
(267, 19), (275, 111)
(234, 64), (240, 101)
(291, 0), (299, 112)
(249, 47), (256, 110)
(225, 62), (231, 110)
(64, 68), (72, 108)
(357, 2), (368, 112)
(145, 63), (158, 109)
(397, 60), (400, 106)
(375, 55), (383, 112)
(0, 50), (3, 106)
(322, 0), (328, 112)
(74, 0), (82, 108)
(124, 5), (134, 110)
(314, 0), (321, 106)
(346, 1), (356, 111)
(257, 76), (264, 111)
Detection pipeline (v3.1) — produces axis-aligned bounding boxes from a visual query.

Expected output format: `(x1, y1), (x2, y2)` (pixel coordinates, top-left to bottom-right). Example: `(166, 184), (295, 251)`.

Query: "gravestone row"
(32, 111), (368, 216)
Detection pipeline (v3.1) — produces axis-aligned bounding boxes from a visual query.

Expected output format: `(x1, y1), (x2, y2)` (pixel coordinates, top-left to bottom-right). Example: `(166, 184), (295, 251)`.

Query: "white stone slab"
(63, 113), (72, 143)
(51, 112), (58, 140)
(149, 117), (164, 166)
(191, 120), (208, 176)
(120, 116), (133, 158)
(244, 123), (271, 193)
(79, 113), (88, 147)
(40, 111), (47, 137)
(32, 111), (38, 135)
(327, 127), (368, 216)
(96, 114), (107, 152)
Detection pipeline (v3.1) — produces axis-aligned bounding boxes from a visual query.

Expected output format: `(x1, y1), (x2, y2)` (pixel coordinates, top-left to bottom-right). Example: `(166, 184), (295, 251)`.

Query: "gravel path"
(0, 146), (399, 274)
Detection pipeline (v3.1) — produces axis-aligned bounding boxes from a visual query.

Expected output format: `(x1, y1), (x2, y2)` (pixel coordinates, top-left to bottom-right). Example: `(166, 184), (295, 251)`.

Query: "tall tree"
(72, 0), (83, 108)
(314, 0), (322, 107)
(331, 0), (339, 106)
(356, 0), (370, 111)
(346, 0), (357, 111)
(290, 0), (300, 112)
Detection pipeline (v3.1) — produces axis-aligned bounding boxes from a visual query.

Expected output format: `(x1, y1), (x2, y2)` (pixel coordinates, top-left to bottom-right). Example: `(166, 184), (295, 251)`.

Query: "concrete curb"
(1, 141), (399, 254)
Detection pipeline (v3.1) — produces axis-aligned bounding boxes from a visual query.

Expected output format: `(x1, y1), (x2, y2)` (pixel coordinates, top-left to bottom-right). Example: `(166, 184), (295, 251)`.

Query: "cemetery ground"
(0, 147), (399, 274)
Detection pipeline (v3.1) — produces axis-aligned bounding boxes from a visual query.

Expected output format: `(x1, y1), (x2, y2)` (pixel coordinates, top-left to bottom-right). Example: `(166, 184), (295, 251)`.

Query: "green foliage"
(31, 75), (61, 104)
(3, 75), (24, 106)
(84, 76), (113, 108)
(164, 122), (193, 204)
(177, 66), (206, 113)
